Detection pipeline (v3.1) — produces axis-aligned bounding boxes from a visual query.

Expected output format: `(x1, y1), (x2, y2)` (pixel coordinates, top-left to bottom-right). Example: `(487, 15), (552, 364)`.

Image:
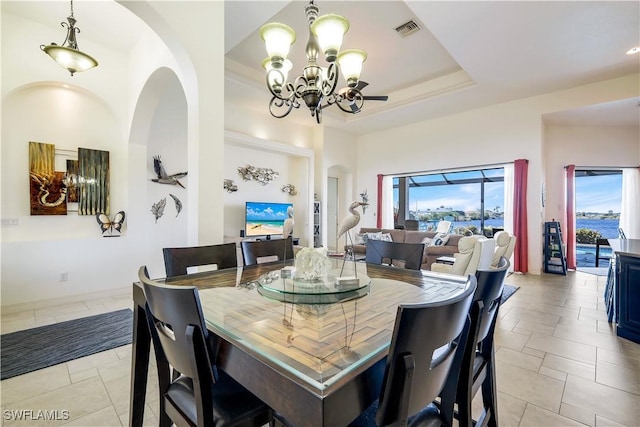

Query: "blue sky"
(397, 174), (622, 214)
(575, 174), (622, 213)
(406, 182), (504, 213)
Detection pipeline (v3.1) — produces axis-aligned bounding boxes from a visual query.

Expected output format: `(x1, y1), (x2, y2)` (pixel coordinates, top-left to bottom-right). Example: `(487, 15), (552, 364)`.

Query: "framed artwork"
(28, 142), (110, 216)
(29, 141), (67, 215)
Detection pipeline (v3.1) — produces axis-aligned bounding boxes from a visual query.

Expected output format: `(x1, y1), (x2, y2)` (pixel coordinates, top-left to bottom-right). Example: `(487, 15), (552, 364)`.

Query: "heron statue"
(282, 206), (294, 268)
(338, 201), (368, 276)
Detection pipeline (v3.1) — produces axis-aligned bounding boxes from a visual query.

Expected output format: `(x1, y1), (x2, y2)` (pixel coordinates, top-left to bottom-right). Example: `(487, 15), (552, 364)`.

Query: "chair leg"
(480, 355), (499, 427)
(457, 387), (474, 427)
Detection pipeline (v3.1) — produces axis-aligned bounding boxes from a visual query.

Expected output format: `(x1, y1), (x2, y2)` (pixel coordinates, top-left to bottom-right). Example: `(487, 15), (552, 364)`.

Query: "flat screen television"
(245, 201), (293, 237)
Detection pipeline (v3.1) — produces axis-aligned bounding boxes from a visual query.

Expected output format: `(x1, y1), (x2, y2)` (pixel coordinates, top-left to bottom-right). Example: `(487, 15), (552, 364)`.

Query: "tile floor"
(1, 271), (639, 426)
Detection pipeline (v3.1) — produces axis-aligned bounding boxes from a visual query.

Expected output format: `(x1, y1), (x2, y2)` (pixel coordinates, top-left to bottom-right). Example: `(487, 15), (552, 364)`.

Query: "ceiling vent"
(395, 20), (421, 38)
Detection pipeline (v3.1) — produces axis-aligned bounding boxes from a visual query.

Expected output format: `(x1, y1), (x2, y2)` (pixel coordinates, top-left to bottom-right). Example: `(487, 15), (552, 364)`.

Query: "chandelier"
(40, 0), (98, 76)
(260, 1), (375, 124)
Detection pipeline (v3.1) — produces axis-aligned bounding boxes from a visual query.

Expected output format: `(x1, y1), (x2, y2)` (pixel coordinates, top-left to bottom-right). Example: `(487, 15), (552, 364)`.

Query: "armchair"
(431, 236), (495, 276)
(491, 231), (516, 267)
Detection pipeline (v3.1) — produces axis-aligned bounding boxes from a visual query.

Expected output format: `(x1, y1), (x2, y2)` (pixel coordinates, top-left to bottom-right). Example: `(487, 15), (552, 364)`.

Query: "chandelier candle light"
(260, 0), (372, 123)
(40, 0), (98, 76)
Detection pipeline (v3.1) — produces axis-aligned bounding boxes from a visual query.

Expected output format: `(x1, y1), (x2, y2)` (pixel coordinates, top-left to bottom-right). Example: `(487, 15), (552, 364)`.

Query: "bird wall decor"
(152, 156), (187, 189)
(338, 200), (368, 277)
(282, 184), (297, 196)
(224, 179), (238, 193)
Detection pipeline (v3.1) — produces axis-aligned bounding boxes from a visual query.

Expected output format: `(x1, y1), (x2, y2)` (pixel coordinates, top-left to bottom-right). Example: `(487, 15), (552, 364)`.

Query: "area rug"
(501, 284), (519, 304)
(1, 308), (132, 380)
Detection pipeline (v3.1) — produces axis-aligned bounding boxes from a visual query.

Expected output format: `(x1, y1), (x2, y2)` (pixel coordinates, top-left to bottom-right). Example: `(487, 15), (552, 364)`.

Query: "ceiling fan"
(334, 81), (389, 114)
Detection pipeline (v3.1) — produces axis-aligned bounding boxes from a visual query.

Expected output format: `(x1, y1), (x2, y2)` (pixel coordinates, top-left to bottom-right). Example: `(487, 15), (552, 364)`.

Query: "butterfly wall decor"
(96, 211), (126, 236)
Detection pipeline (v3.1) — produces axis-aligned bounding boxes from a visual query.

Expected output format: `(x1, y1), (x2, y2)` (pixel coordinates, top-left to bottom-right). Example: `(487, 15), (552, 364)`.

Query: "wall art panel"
(65, 159), (79, 203)
(78, 148), (110, 215)
(29, 141), (67, 215)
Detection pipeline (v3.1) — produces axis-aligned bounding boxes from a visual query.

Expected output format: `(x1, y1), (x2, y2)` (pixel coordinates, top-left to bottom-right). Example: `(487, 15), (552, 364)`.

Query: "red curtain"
(566, 165), (576, 270)
(514, 159), (529, 273)
(376, 174), (383, 228)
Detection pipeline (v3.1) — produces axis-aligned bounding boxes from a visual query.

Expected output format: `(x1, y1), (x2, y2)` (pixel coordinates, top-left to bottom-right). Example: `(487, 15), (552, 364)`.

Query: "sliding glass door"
(393, 167), (505, 236)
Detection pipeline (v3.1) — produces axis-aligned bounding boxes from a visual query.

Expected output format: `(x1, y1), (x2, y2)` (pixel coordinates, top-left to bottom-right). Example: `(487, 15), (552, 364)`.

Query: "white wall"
(1, 1), (225, 305)
(543, 124), (640, 236)
(1, 81), (135, 305)
(323, 127), (359, 249)
(224, 102), (314, 151)
(223, 145), (302, 239)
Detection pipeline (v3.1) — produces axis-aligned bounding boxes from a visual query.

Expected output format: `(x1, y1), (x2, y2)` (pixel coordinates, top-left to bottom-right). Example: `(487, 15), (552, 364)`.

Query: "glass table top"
(197, 262), (470, 394)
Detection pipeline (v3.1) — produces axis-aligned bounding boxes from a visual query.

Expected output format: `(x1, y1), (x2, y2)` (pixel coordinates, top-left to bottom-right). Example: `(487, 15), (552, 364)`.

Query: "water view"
(415, 218), (618, 268)
(396, 167), (622, 269)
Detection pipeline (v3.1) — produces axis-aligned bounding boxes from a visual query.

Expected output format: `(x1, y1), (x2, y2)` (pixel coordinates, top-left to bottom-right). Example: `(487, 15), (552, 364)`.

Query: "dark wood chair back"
(441, 256), (510, 427)
(365, 240), (425, 270)
(373, 276), (476, 426)
(162, 243), (237, 277)
(138, 266), (272, 427)
(241, 238), (294, 266)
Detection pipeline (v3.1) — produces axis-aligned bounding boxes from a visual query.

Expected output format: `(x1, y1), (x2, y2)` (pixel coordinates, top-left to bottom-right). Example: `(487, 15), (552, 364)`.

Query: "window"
(393, 167), (505, 235)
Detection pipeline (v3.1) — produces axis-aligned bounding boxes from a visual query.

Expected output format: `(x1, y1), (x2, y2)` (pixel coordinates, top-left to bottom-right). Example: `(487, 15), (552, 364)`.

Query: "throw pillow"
(353, 233), (366, 245)
(429, 232), (450, 247)
(421, 237), (433, 246)
(380, 233), (393, 242)
(366, 232), (383, 241)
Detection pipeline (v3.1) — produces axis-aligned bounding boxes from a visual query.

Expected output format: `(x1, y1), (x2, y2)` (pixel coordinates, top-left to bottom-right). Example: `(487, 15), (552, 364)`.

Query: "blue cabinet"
(616, 253), (640, 344)
(607, 239), (640, 344)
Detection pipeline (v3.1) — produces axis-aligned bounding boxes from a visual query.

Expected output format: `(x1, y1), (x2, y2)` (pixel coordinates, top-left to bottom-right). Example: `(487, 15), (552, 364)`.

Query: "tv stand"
(224, 236), (299, 246)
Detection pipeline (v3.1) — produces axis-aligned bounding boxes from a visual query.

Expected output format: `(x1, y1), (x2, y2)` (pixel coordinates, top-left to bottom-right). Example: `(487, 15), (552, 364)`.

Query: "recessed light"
(626, 47), (640, 55)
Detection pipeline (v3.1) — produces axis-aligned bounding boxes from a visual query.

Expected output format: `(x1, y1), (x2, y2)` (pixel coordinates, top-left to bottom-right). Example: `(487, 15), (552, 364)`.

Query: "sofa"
(347, 227), (463, 270)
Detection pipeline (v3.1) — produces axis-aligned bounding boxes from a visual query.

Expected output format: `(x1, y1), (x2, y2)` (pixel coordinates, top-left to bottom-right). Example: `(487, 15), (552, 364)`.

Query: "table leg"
(129, 286), (150, 427)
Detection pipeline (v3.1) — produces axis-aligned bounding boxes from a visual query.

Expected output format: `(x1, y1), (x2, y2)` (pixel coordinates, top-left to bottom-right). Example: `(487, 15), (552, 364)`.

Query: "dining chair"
(348, 275), (477, 427)
(241, 238), (294, 266)
(441, 257), (510, 427)
(365, 239), (425, 270)
(162, 243), (237, 277)
(138, 266), (273, 427)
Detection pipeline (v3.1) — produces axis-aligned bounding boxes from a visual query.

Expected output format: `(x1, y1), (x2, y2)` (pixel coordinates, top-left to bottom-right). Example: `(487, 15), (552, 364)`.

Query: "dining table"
(129, 258), (472, 427)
